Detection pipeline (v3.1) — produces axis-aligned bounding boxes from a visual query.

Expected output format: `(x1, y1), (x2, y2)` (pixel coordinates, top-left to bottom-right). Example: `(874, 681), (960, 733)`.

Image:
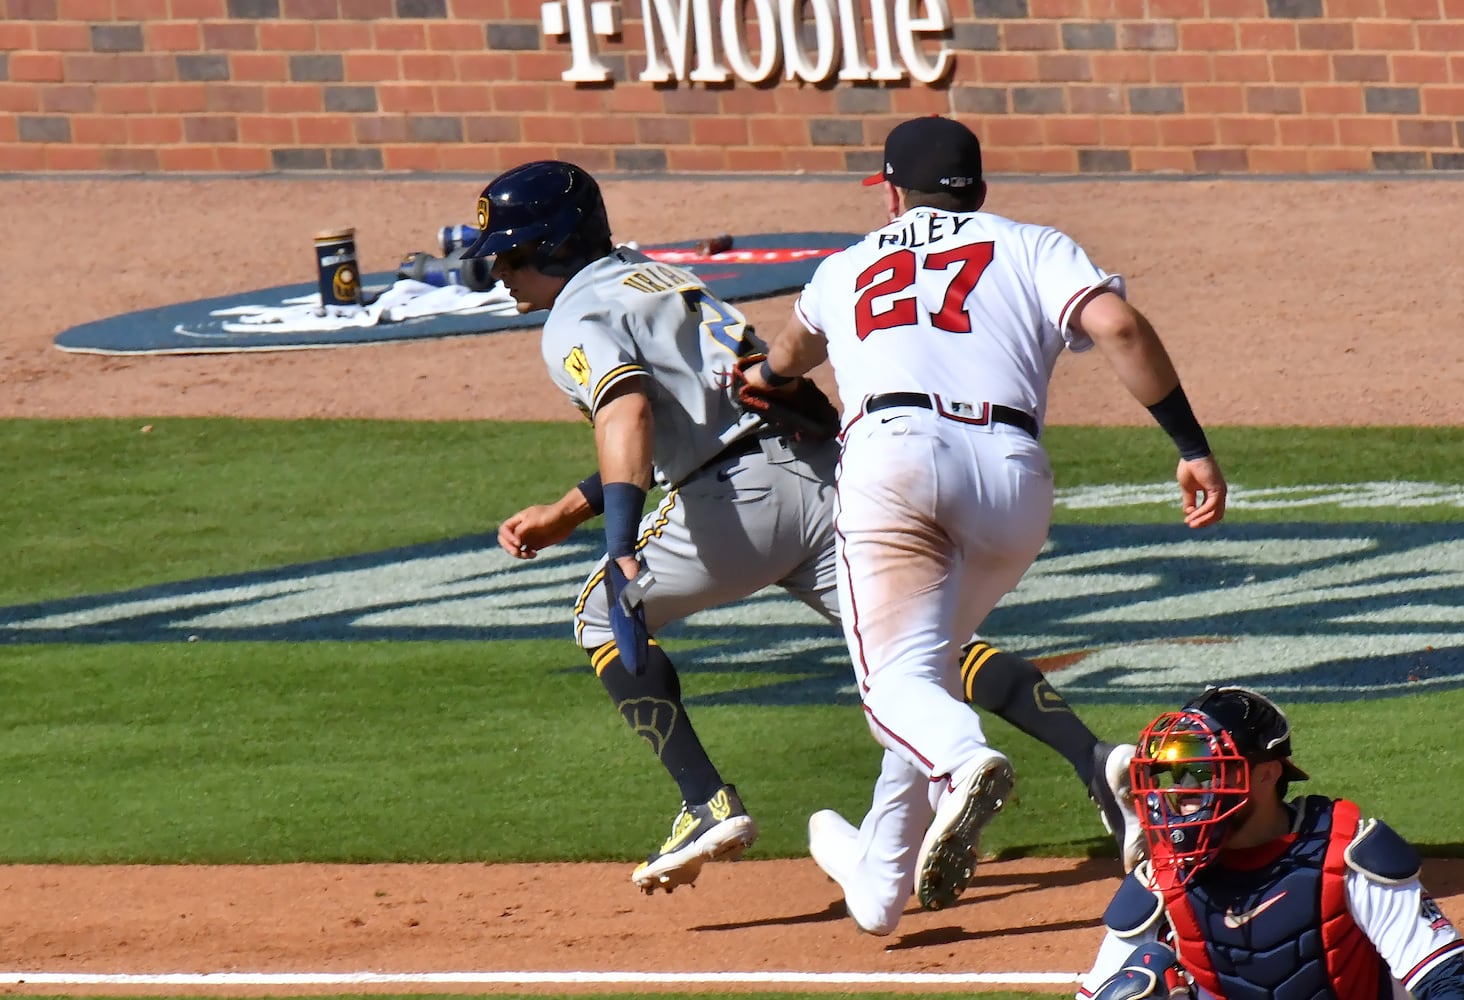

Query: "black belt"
(865, 392), (1039, 440)
(684, 433), (771, 484)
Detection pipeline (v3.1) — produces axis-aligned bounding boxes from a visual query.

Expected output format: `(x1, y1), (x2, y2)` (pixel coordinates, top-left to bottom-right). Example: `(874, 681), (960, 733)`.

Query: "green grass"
(0, 418), (596, 605)
(1050, 426), (1464, 523)
(1, 640), (1460, 863)
(1052, 425), (1464, 488)
(7, 421), (1462, 607)
(2, 418), (1461, 997)
(0, 419), (1461, 864)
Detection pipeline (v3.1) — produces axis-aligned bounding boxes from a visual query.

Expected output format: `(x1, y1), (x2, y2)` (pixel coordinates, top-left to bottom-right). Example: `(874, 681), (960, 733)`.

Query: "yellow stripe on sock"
(590, 643), (620, 676)
(588, 638), (662, 677)
(961, 642), (1001, 700)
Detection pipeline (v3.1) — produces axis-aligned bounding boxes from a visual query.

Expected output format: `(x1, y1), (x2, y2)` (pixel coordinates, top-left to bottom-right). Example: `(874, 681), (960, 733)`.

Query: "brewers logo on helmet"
(462, 161), (611, 277)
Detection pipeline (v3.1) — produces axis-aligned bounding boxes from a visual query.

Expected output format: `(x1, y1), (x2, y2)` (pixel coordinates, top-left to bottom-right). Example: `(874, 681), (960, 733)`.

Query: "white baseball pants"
(832, 403), (1054, 921)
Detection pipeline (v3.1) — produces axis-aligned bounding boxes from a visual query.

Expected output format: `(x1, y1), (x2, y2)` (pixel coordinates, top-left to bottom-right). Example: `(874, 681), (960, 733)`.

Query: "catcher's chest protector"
(1162, 796), (1386, 1000)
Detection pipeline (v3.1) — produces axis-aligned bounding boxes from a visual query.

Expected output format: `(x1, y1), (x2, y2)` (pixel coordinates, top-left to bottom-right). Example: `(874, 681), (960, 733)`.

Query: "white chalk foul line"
(0, 970), (1082, 987)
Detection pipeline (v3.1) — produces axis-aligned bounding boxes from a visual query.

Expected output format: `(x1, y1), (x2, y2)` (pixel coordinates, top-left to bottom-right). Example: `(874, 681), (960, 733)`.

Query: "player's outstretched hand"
(498, 503), (578, 559)
(1177, 455), (1227, 529)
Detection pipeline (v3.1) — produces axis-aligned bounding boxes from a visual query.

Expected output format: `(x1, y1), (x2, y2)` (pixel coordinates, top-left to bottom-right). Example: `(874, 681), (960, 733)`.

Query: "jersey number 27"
(854, 242), (995, 340)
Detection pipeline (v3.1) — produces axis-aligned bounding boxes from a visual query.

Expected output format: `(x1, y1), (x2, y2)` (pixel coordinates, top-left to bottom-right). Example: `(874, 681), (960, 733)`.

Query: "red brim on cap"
(861, 173), (886, 186)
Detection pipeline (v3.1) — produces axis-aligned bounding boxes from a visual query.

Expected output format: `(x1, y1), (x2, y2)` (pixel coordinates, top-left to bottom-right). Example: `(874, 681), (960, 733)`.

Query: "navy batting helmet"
(462, 160), (612, 276)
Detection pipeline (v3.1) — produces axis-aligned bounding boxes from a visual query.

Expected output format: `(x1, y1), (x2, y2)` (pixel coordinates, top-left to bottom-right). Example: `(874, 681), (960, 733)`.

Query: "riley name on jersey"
(878, 212), (978, 249)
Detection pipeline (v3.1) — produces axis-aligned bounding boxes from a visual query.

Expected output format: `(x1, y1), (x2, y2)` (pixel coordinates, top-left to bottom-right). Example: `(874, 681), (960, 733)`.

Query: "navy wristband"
(602, 482), (647, 560)
(577, 471), (605, 516)
(1147, 385), (1211, 461)
(758, 359), (797, 388)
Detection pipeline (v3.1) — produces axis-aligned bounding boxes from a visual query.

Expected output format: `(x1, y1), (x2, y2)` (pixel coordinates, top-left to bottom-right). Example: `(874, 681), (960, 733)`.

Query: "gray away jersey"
(540, 246), (766, 487)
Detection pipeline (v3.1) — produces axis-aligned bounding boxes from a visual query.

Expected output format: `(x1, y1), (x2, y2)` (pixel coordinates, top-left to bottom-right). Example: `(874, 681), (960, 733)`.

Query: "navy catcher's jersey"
(1165, 795), (1381, 1000)
(1078, 796), (1464, 1000)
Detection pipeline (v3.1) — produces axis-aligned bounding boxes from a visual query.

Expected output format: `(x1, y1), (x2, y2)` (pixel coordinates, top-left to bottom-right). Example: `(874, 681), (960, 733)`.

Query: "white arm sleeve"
(1347, 869), (1464, 993)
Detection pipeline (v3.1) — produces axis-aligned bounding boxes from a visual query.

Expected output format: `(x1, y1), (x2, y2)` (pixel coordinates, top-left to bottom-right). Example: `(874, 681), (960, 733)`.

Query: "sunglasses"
(1140, 734), (1225, 791)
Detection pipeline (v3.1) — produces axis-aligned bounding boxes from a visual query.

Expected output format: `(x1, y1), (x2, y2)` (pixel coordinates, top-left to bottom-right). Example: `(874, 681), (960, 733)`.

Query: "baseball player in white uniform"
(1078, 686), (1464, 1000)
(747, 115), (1228, 934)
(465, 156), (1150, 903)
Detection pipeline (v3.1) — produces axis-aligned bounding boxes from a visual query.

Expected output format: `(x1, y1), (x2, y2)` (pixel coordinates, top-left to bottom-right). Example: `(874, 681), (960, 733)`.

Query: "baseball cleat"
(1089, 741), (1145, 873)
(632, 784), (757, 895)
(915, 753), (1014, 911)
(807, 809), (898, 936)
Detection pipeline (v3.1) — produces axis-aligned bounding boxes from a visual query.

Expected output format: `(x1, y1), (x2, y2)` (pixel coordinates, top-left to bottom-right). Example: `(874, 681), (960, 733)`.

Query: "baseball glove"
(730, 354), (841, 443)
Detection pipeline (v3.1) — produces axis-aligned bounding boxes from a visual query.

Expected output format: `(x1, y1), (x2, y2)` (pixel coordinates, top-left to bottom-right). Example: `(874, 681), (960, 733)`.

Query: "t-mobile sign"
(539, 0), (954, 85)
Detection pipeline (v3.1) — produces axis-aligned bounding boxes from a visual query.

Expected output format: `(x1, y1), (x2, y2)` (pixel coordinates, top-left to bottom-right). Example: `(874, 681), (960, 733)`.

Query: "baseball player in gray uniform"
(464, 159), (838, 895)
(463, 159), (1142, 898)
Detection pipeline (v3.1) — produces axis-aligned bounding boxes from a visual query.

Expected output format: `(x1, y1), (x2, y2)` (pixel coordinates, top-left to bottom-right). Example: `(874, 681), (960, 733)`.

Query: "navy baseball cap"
(1185, 685), (1310, 782)
(862, 116), (983, 193)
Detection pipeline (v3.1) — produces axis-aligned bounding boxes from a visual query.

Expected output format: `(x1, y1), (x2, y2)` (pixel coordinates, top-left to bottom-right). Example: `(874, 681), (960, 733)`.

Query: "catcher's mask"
(461, 160), (612, 278)
(1131, 686), (1308, 886)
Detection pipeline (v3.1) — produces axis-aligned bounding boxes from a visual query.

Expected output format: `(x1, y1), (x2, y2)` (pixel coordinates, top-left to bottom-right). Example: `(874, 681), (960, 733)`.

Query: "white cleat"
(808, 809), (900, 936)
(1090, 741), (1145, 873)
(915, 754), (1015, 911)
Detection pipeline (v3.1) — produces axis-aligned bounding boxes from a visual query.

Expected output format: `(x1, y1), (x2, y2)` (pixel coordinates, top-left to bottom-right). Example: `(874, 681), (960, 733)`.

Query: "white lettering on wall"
(856, 0), (903, 81)
(539, 0), (953, 85)
(779, 0), (837, 82)
(641, 0), (730, 82)
(720, 0), (779, 82)
(539, 0), (621, 82)
(896, 0), (952, 84)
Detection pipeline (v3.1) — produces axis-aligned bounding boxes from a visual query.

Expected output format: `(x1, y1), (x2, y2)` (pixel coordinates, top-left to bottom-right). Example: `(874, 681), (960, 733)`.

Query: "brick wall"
(3, 0), (1463, 174)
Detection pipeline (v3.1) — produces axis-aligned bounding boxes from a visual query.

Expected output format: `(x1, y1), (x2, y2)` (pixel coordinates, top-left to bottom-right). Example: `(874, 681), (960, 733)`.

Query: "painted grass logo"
(3, 518), (1459, 705)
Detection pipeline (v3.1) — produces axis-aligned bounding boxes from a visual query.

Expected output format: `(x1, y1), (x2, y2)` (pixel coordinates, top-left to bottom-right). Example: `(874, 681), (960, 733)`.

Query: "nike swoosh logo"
(716, 469), (736, 482)
(1223, 891), (1287, 928)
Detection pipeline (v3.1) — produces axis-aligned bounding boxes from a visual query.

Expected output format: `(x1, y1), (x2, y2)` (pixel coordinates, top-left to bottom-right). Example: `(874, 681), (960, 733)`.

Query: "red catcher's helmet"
(1131, 686), (1308, 886)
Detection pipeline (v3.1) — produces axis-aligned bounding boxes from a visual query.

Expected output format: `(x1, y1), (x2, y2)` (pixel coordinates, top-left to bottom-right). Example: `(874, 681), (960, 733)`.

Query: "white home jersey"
(795, 207), (1125, 428)
(540, 245), (765, 487)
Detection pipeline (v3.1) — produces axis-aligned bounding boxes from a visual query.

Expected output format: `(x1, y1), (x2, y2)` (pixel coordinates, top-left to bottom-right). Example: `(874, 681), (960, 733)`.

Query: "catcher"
(466, 159), (1140, 897)
(1079, 686), (1464, 1000)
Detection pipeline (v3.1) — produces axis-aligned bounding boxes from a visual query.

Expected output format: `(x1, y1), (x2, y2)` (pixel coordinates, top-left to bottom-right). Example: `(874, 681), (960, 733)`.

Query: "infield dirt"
(6, 175), (1462, 992)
